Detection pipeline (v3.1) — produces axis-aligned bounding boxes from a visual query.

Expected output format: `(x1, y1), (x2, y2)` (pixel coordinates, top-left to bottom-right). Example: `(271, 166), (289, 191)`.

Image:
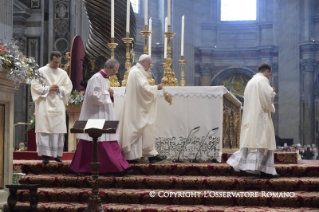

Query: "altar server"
(118, 54), (166, 164)
(227, 63), (280, 179)
(69, 59), (132, 176)
(31, 51), (73, 165)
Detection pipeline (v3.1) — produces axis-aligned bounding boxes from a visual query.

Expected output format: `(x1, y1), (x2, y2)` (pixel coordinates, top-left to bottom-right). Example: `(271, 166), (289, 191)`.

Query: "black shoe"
(69, 168), (86, 177)
(240, 170), (248, 177)
(77, 172), (87, 177)
(54, 157), (63, 162)
(148, 155), (167, 163)
(42, 156), (49, 165)
(127, 159), (139, 164)
(260, 171), (280, 179)
(114, 168), (134, 177)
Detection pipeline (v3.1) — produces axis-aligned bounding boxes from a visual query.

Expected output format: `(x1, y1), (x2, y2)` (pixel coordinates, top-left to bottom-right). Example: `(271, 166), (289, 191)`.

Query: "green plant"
(68, 90), (85, 105)
(27, 117), (35, 131)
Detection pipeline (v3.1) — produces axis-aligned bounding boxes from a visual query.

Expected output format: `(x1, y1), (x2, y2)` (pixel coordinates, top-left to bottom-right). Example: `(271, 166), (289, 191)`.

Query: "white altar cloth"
(112, 86), (241, 162)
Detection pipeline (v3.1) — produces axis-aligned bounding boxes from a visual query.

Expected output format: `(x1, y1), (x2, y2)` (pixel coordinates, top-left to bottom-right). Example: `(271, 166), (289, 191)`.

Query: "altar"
(112, 86), (241, 162)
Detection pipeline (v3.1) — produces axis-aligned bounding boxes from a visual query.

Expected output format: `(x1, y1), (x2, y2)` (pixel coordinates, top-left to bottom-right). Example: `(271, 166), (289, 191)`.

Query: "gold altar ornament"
(107, 37), (120, 87)
(140, 25), (156, 85)
(121, 33), (134, 87)
(163, 88), (173, 105)
(178, 56), (186, 86)
(161, 27), (178, 86)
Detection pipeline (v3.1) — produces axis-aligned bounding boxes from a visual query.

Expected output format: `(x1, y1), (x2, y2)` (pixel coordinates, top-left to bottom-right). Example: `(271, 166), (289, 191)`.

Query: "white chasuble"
(76, 71), (118, 142)
(118, 63), (158, 154)
(31, 64), (73, 134)
(240, 73), (276, 151)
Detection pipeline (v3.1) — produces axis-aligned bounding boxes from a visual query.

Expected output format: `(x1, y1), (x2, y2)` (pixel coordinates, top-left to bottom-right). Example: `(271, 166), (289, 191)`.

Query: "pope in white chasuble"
(118, 54), (166, 164)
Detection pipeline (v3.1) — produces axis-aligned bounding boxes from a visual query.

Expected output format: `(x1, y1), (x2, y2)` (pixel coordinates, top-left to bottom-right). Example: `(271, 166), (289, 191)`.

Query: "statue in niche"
(63, 52), (71, 76)
(56, 3), (68, 19)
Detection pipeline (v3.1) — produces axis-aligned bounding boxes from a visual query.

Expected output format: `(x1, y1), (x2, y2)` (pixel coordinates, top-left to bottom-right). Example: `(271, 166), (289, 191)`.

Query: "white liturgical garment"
(76, 70), (118, 142)
(240, 73), (276, 150)
(118, 63), (158, 154)
(31, 64), (72, 134)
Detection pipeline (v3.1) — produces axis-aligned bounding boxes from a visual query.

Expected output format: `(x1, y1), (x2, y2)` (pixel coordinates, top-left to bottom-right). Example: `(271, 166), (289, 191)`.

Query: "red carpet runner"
(5, 152), (319, 211)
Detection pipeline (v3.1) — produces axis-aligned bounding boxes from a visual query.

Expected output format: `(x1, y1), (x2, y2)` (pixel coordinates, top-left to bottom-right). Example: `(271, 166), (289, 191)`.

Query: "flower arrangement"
(0, 39), (44, 85)
(27, 116), (36, 131)
(68, 90), (85, 105)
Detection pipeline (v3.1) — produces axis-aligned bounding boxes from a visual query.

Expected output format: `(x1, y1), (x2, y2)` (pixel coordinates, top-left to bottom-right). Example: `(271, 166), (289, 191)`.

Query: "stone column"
(0, 0), (12, 40)
(200, 64), (212, 86)
(315, 95), (319, 145)
(276, 0), (300, 143)
(171, 0), (195, 86)
(301, 58), (315, 145)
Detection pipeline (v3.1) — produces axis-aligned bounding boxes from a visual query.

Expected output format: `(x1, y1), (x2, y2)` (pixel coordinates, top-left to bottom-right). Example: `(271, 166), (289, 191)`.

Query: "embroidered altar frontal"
(113, 86), (241, 162)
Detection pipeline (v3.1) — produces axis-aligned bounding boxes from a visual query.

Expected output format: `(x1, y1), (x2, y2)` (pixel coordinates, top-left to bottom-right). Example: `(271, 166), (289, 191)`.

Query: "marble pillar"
(171, 0), (195, 86)
(276, 0), (301, 143)
(0, 72), (18, 206)
(200, 64), (212, 86)
(0, 0), (13, 40)
(301, 58), (315, 145)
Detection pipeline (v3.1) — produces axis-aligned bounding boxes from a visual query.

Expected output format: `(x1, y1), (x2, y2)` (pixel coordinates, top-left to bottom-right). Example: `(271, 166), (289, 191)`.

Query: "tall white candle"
(126, 0), (130, 33)
(181, 15), (185, 56)
(167, 0), (171, 26)
(111, 0), (114, 37)
(164, 17), (168, 58)
(149, 18), (152, 56)
(144, 0), (148, 26)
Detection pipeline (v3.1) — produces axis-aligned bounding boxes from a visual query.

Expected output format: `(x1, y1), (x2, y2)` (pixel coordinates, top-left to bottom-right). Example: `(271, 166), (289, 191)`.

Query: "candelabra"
(161, 26), (178, 86)
(178, 56), (186, 86)
(107, 37), (120, 87)
(121, 33), (134, 87)
(140, 25), (155, 85)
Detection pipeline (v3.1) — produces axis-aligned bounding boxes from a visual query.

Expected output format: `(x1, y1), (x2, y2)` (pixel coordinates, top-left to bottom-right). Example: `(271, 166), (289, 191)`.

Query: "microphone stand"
(173, 126), (200, 163)
(192, 127), (218, 163)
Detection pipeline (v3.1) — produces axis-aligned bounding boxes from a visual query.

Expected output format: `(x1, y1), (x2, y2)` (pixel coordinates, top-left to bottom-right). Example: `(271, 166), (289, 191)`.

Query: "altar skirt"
(69, 139), (131, 174)
(226, 147), (277, 175)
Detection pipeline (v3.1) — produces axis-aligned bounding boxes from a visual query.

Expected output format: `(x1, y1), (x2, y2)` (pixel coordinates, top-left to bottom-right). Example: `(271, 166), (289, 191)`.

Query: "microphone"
(192, 127), (219, 163)
(173, 126), (200, 163)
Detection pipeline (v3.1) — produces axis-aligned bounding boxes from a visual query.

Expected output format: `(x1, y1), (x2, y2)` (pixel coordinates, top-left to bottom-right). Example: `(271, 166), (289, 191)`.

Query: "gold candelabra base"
(178, 56), (186, 86)
(108, 38), (119, 87)
(161, 58), (178, 86)
(121, 36), (134, 87)
(140, 26), (156, 85)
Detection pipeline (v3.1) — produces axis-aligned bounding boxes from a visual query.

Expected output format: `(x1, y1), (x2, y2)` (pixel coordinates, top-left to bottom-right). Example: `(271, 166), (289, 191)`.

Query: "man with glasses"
(69, 59), (132, 176)
(118, 54), (167, 164)
(31, 51), (73, 165)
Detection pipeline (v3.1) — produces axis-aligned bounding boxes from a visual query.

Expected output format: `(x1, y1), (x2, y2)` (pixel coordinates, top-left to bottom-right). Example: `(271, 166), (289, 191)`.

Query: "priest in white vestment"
(118, 54), (167, 164)
(31, 51), (73, 165)
(69, 59), (131, 176)
(227, 63), (280, 179)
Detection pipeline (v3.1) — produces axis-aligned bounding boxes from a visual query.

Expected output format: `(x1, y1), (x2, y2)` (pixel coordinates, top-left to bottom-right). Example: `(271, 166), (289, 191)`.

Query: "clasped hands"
(49, 84), (60, 92)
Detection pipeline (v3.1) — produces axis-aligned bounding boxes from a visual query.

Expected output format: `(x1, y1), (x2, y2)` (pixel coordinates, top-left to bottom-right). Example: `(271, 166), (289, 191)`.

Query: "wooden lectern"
(70, 120), (119, 212)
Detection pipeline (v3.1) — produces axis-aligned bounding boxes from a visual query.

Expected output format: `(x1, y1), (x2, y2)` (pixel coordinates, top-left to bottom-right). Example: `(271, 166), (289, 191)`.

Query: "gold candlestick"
(140, 25), (152, 54)
(121, 33), (134, 87)
(107, 37), (120, 87)
(140, 25), (155, 85)
(161, 25), (178, 86)
(178, 56), (186, 86)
